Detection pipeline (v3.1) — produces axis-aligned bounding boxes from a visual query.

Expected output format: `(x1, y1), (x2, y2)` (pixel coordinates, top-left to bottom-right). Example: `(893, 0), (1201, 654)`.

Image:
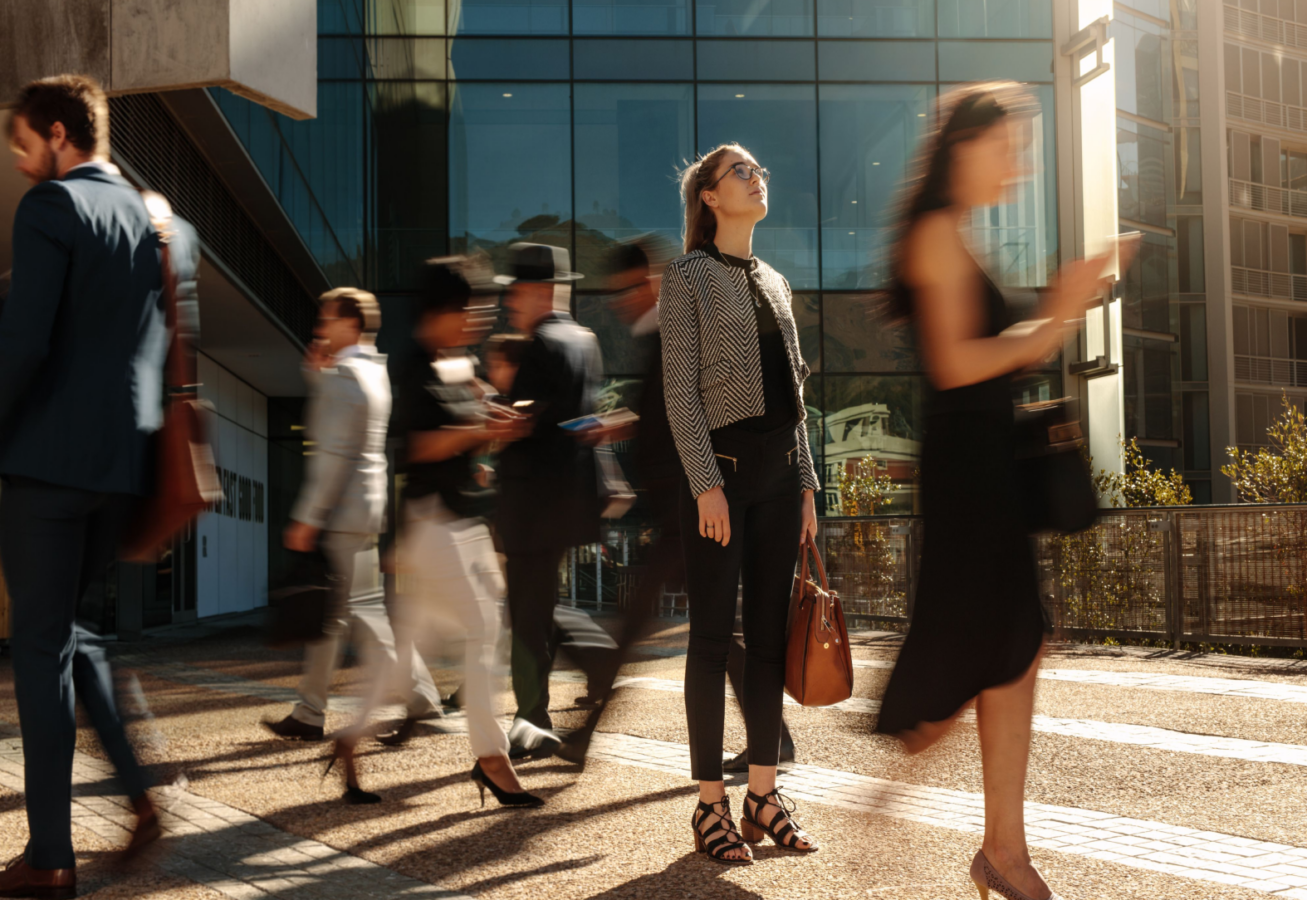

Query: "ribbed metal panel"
(108, 93), (316, 344)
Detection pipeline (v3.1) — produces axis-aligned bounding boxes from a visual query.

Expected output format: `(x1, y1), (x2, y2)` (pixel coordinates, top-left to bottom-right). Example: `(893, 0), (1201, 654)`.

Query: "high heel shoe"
(324, 738), (382, 805)
(969, 849), (1063, 900)
(470, 761), (544, 808)
(692, 796), (753, 865)
(740, 788), (817, 852)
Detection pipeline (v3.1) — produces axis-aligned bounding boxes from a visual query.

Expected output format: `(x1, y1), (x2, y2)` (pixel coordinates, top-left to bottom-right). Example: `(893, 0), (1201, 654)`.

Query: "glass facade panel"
(449, 38), (571, 79)
(794, 292), (821, 371)
(937, 0), (1052, 38)
(967, 84), (1056, 288)
(369, 0), (447, 33)
(450, 0), (569, 34)
(573, 0), (691, 33)
(1173, 39), (1199, 117)
(1122, 233), (1170, 333)
(696, 40), (817, 81)
(936, 41), (1053, 83)
(365, 37), (448, 78)
(822, 375), (922, 515)
(817, 41), (936, 81)
(372, 82), (449, 290)
(819, 85), (932, 289)
(573, 39), (695, 79)
(321, 37), (371, 78)
(1174, 127), (1201, 205)
(1117, 118), (1168, 228)
(573, 84), (694, 274)
(823, 294), (919, 372)
(323, 0), (366, 34)
(449, 84), (572, 259)
(1113, 11), (1167, 122)
(817, 0), (933, 37)
(697, 0), (815, 35)
(698, 85), (820, 288)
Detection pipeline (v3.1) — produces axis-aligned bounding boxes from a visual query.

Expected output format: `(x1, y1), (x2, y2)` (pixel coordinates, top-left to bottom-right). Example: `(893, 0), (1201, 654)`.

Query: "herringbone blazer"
(659, 247), (821, 498)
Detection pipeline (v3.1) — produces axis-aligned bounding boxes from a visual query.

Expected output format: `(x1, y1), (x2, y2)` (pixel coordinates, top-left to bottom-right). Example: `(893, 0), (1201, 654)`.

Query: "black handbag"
(1013, 398), (1099, 535)
(265, 547), (337, 647)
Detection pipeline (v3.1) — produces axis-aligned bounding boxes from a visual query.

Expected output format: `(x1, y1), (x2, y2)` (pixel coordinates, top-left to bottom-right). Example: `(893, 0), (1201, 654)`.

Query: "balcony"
(1235, 354), (1307, 386)
(1227, 90), (1307, 135)
(1225, 3), (1307, 52)
(1232, 265), (1307, 301)
(1228, 176), (1307, 218)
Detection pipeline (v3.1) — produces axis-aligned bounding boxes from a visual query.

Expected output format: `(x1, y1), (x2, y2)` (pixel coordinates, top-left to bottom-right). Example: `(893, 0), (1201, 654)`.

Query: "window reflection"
(1121, 234), (1170, 333)
(573, 0), (690, 34)
(368, 0), (446, 33)
(817, 0), (933, 37)
(967, 85), (1055, 288)
(696, 0), (814, 36)
(574, 84), (694, 275)
(937, 0), (1051, 37)
(1117, 118), (1168, 229)
(449, 83), (572, 261)
(794, 292), (821, 372)
(372, 82), (449, 290)
(697, 85), (820, 288)
(1112, 11), (1167, 122)
(821, 375), (921, 515)
(819, 85), (932, 290)
(449, 0), (568, 34)
(823, 294), (918, 372)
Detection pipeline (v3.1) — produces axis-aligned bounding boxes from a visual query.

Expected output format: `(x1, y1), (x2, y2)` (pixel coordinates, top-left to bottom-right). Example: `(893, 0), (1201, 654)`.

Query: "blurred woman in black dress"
(876, 82), (1116, 900)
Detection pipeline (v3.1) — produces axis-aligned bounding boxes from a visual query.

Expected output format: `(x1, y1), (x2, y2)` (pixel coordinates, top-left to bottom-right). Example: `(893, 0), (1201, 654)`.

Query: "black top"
(922, 267), (1014, 419)
(392, 354), (492, 519)
(717, 248), (797, 434)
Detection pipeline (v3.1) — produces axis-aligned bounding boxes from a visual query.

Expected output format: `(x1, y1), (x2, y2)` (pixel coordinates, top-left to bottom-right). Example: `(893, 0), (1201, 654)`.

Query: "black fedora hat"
(493, 242), (584, 285)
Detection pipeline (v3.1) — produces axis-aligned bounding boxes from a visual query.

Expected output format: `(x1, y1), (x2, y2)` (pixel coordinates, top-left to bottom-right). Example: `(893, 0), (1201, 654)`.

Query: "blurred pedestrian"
(874, 82), (1117, 900)
(495, 243), (618, 760)
(558, 236), (691, 766)
(661, 143), (821, 863)
(372, 255), (541, 808)
(0, 75), (197, 893)
(266, 288), (443, 798)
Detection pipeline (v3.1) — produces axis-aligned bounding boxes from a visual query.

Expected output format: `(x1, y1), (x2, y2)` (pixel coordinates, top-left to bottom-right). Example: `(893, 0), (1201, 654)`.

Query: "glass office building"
(215, 0), (1062, 517)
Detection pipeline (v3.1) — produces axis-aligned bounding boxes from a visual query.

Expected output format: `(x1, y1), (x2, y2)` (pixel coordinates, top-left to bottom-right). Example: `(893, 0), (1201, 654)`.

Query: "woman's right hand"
(1045, 253), (1113, 325)
(697, 486), (730, 546)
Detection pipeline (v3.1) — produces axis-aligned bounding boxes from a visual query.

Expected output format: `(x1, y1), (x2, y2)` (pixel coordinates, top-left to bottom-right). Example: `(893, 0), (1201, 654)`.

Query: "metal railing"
(1228, 176), (1307, 218)
(1235, 354), (1307, 386)
(818, 506), (1307, 647)
(1232, 265), (1307, 301)
(1225, 4), (1307, 53)
(1227, 91), (1307, 137)
(559, 505), (1307, 648)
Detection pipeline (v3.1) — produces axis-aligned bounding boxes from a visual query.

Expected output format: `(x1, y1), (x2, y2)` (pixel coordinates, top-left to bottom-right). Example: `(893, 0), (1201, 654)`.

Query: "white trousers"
(384, 496), (510, 758)
(292, 531), (442, 728)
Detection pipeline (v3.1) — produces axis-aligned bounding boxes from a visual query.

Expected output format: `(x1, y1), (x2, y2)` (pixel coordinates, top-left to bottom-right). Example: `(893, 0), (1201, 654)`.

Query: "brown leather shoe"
(0, 856), (76, 899)
(117, 794), (162, 866)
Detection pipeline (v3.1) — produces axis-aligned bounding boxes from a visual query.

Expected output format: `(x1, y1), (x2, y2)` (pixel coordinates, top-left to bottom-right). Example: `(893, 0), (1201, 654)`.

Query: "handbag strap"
(803, 535), (830, 594)
(140, 191), (194, 396)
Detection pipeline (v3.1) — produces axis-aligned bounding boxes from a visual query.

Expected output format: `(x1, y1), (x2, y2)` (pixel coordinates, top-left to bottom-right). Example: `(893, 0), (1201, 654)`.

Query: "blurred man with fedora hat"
(495, 242), (618, 759)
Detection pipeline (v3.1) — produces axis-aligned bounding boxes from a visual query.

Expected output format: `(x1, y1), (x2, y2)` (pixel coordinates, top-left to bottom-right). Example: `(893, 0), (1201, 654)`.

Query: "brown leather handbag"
(121, 193), (222, 562)
(785, 536), (854, 707)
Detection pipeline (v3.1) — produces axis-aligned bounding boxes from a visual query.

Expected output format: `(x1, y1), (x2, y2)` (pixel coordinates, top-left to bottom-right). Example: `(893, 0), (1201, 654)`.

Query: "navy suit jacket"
(0, 165), (199, 496)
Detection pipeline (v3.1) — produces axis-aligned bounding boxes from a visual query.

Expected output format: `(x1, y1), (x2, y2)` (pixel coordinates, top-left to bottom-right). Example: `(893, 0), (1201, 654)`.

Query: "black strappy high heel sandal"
(470, 761), (544, 808)
(740, 788), (817, 852)
(692, 796), (753, 864)
(324, 737), (382, 805)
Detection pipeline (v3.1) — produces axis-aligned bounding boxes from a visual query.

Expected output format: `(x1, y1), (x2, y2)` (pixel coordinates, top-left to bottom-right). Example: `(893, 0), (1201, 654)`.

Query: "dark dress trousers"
(497, 311), (617, 730)
(0, 165), (198, 870)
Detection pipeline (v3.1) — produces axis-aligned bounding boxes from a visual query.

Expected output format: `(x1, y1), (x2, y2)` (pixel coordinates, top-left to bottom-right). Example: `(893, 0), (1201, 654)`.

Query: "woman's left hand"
(800, 490), (817, 545)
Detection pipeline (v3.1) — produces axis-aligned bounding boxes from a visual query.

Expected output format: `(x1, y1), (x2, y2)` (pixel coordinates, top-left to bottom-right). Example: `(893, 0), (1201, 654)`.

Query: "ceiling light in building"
(503, 93), (513, 98)
(735, 93), (745, 98)
(872, 162), (879, 166)
(851, 200), (857, 204)
(848, 231), (855, 235)
(917, 113), (925, 117)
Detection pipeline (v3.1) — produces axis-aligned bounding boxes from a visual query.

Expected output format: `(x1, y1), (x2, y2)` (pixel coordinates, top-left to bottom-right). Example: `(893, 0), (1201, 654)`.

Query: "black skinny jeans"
(681, 423), (803, 781)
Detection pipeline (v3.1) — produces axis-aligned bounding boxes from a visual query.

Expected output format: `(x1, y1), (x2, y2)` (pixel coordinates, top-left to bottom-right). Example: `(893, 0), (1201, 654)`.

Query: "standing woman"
(875, 82), (1115, 900)
(660, 143), (821, 864)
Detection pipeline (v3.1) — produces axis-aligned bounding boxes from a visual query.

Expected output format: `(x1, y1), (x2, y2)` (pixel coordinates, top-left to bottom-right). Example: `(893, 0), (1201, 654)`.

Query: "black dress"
(875, 270), (1048, 736)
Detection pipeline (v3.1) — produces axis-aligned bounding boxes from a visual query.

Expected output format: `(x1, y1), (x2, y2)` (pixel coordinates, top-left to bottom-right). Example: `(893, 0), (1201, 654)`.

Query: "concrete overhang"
(0, 0), (316, 120)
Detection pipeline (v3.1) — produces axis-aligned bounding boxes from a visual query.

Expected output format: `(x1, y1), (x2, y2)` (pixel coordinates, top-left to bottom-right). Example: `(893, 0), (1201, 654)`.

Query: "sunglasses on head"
(707, 162), (771, 189)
